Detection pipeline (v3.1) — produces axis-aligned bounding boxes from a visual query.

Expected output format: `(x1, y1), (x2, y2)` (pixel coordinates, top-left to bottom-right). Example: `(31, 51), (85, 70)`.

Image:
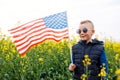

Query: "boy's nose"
(80, 31), (84, 34)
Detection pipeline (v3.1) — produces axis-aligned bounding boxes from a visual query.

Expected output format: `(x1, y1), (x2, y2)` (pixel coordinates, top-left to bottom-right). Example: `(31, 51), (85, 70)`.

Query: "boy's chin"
(81, 38), (87, 41)
(81, 38), (87, 42)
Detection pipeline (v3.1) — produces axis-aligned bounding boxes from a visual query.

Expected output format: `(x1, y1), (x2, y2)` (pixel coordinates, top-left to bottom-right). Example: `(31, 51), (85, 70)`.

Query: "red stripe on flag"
(8, 18), (69, 55)
(18, 33), (68, 53)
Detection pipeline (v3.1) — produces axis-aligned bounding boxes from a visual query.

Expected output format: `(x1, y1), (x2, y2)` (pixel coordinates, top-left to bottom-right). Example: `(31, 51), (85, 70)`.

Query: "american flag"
(8, 12), (69, 56)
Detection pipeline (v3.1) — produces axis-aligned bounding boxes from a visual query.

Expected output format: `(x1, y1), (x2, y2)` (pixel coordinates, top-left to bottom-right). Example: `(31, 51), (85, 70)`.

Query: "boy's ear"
(92, 30), (95, 35)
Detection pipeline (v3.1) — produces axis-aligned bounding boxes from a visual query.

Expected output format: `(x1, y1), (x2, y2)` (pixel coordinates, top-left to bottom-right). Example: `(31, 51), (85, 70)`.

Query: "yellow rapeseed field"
(0, 35), (120, 80)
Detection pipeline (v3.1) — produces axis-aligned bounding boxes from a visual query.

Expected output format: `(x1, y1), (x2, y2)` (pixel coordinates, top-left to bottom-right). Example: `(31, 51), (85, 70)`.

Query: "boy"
(69, 20), (108, 80)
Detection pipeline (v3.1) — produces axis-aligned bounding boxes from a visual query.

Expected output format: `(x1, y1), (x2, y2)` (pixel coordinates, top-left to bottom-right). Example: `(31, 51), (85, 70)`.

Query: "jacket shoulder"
(92, 39), (104, 45)
(72, 43), (80, 49)
(92, 39), (104, 51)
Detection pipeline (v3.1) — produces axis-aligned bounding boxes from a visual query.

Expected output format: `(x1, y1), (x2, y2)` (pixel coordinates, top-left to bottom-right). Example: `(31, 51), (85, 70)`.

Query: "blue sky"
(0, 0), (120, 41)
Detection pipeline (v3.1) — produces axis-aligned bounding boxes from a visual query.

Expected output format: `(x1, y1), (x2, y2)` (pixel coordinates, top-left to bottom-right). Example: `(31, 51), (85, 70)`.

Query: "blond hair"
(80, 20), (94, 29)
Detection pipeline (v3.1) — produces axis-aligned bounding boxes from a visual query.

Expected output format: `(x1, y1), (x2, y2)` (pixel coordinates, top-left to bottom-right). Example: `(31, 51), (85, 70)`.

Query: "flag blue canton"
(43, 12), (67, 29)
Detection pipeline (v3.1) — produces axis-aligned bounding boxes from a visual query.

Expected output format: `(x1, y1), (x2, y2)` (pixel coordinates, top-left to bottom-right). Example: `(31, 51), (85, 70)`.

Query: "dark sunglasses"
(77, 27), (88, 34)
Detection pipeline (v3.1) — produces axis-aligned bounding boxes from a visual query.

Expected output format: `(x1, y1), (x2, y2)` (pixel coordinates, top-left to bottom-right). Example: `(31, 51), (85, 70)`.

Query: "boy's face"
(79, 22), (95, 41)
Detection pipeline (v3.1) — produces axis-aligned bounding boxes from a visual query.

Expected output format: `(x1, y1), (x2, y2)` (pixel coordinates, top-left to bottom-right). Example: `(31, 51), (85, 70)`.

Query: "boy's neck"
(82, 39), (92, 44)
(86, 39), (92, 44)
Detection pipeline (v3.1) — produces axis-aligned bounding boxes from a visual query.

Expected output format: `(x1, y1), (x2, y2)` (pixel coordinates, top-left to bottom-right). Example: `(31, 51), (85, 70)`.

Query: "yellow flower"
(21, 54), (27, 58)
(48, 49), (52, 54)
(115, 69), (120, 75)
(5, 54), (10, 60)
(12, 49), (16, 53)
(110, 69), (113, 73)
(82, 55), (91, 66)
(38, 58), (43, 62)
(2, 46), (7, 51)
(108, 75), (112, 79)
(69, 78), (72, 80)
(98, 65), (106, 77)
(22, 69), (25, 73)
(98, 71), (106, 77)
(64, 60), (67, 64)
(117, 76), (120, 80)
(84, 55), (89, 58)
(80, 74), (87, 80)
(87, 61), (91, 65)
(115, 54), (120, 61)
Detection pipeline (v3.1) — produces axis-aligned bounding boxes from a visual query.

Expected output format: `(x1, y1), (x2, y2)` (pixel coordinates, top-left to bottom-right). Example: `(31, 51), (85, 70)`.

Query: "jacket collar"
(78, 38), (103, 45)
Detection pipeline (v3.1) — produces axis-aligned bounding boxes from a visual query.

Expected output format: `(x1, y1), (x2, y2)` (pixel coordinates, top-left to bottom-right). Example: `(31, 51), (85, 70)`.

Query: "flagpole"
(66, 11), (73, 64)
(69, 39), (73, 64)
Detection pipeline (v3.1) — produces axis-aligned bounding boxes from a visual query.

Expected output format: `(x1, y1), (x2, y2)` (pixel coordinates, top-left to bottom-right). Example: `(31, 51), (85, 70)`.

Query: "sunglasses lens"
(83, 28), (88, 33)
(77, 28), (88, 34)
(77, 29), (81, 34)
